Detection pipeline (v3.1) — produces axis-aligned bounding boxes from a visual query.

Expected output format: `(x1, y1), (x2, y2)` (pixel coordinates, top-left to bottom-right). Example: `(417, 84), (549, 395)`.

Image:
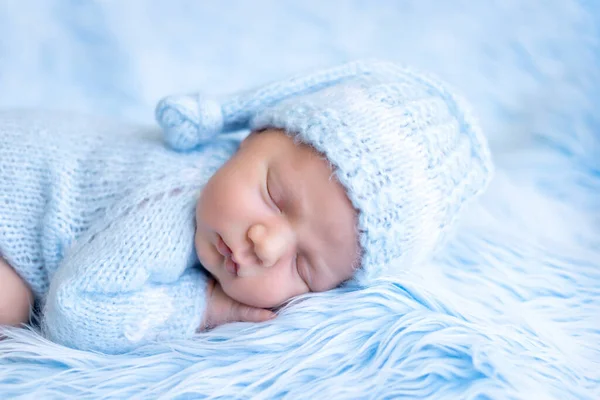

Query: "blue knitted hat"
(155, 60), (493, 286)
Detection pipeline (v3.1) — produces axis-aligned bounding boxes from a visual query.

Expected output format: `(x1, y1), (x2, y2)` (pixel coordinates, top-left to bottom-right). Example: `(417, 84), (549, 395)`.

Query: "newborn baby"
(0, 127), (358, 330)
(0, 60), (492, 353)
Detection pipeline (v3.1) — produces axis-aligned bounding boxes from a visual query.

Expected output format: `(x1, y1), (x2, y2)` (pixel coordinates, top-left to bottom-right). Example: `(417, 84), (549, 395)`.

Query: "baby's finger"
(235, 304), (277, 323)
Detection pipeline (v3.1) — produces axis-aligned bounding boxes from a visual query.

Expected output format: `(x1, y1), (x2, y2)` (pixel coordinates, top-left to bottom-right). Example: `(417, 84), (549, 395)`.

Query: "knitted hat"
(155, 59), (493, 285)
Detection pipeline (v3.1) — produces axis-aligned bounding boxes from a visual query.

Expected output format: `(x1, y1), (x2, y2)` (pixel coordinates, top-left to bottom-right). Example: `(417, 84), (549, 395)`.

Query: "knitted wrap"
(0, 110), (237, 353)
(156, 59), (494, 285)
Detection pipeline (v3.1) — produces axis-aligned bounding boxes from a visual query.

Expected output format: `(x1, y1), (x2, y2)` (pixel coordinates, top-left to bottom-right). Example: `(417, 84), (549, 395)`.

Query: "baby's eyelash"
(265, 171), (281, 212)
(294, 254), (304, 279)
(295, 254), (311, 289)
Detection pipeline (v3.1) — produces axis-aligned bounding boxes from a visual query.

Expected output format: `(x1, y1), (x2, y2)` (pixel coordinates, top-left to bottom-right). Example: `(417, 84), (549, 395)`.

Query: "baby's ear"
(155, 93), (225, 152)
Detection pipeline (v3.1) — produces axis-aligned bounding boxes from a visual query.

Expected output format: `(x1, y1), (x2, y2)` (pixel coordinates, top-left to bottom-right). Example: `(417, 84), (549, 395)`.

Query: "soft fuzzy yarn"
(0, 110), (237, 353)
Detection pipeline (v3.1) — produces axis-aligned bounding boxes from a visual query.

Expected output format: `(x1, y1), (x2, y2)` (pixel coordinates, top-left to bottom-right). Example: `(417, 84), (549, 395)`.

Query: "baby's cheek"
(194, 232), (219, 271)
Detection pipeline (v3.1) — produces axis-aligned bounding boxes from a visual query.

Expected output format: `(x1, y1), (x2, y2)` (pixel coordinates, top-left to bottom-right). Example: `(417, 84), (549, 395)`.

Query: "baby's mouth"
(216, 234), (232, 257)
(216, 235), (238, 276)
(224, 256), (239, 276)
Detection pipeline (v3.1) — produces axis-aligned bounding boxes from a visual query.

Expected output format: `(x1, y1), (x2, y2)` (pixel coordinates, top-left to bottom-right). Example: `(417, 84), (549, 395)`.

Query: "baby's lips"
(216, 235), (233, 257)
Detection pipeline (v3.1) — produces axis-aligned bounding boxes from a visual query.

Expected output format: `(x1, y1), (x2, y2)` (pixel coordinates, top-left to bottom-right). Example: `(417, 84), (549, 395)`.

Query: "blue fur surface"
(0, 1), (599, 398)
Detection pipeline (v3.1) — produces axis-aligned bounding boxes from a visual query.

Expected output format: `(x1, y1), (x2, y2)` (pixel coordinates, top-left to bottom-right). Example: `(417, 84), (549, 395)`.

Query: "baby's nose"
(248, 224), (294, 268)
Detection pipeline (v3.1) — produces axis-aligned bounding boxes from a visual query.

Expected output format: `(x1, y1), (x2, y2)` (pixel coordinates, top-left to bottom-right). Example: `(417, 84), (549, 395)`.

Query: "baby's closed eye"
(265, 169), (284, 213)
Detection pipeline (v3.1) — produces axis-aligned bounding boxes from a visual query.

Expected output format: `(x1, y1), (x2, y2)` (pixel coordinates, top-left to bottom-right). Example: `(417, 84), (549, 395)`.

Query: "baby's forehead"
(246, 128), (332, 164)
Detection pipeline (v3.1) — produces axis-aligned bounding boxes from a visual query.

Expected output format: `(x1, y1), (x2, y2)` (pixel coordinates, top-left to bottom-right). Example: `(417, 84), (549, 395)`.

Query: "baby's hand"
(200, 279), (276, 330)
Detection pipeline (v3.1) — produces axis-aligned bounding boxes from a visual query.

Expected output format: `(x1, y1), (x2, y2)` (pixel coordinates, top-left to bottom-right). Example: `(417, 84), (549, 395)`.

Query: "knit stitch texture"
(0, 110), (236, 353)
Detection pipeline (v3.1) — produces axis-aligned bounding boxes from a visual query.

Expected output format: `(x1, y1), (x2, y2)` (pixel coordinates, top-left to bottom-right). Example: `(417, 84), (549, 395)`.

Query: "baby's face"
(195, 129), (360, 308)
